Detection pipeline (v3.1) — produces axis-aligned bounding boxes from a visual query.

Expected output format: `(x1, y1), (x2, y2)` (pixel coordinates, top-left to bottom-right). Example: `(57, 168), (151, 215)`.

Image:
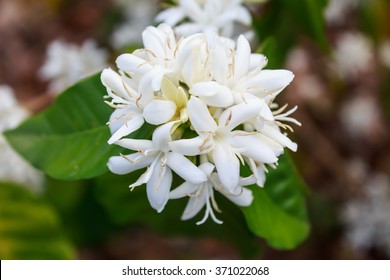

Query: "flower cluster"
(156, 0), (254, 39)
(102, 23), (298, 224)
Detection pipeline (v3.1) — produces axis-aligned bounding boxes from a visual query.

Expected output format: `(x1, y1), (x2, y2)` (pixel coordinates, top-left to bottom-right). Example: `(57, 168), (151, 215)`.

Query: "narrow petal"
(169, 136), (208, 156)
(170, 181), (199, 199)
(107, 153), (153, 175)
(167, 152), (207, 184)
(155, 7), (186, 27)
(230, 133), (278, 164)
(142, 26), (166, 59)
(262, 124), (298, 152)
(224, 187), (253, 207)
(234, 35), (251, 80)
(152, 122), (175, 150)
(249, 54), (268, 70)
(101, 68), (131, 100)
(181, 193), (207, 221)
(187, 96), (217, 134)
(218, 99), (261, 131)
(108, 114), (144, 144)
(114, 138), (154, 152)
(143, 100), (177, 125)
(212, 143), (240, 192)
(190, 82), (233, 107)
(147, 164), (172, 212)
(116, 53), (151, 73)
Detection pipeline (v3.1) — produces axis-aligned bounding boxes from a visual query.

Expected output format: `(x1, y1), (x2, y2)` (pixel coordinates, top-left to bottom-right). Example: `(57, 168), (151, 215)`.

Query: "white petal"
(212, 143), (240, 192)
(166, 152), (207, 184)
(170, 181), (199, 199)
(152, 122), (175, 150)
(169, 136), (208, 156)
(181, 194), (207, 221)
(108, 114), (144, 144)
(142, 26), (166, 59)
(243, 70), (294, 97)
(224, 187), (253, 207)
(249, 54), (268, 70)
(101, 68), (131, 100)
(230, 133), (278, 164)
(107, 153), (153, 175)
(234, 35), (251, 80)
(147, 164), (172, 213)
(114, 138), (154, 152)
(116, 53), (151, 73)
(187, 96), (217, 134)
(262, 124), (298, 152)
(155, 8), (186, 26)
(143, 99), (176, 125)
(218, 99), (261, 131)
(190, 82), (233, 107)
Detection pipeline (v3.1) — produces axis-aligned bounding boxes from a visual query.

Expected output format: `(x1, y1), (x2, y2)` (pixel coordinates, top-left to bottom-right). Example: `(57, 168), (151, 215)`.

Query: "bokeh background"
(0, 0), (390, 259)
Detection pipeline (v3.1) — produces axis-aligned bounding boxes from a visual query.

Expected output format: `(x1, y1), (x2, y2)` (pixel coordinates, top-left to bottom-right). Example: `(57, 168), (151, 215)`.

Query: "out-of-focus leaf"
(254, 0), (329, 68)
(4, 74), (153, 180)
(241, 153), (310, 249)
(94, 172), (261, 258)
(0, 182), (74, 259)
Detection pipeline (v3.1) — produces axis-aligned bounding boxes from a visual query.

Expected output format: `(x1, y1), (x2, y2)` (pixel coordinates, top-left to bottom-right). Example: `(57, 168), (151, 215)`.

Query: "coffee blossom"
(102, 24), (299, 224)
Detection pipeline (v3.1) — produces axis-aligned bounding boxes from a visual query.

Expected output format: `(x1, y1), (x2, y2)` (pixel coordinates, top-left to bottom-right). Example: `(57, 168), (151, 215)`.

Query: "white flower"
(325, 0), (362, 25)
(111, 0), (158, 49)
(108, 122), (207, 212)
(103, 24), (299, 222)
(39, 39), (108, 93)
(170, 162), (254, 224)
(343, 173), (390, 256)
(156, 0), (253, 39)
(0, 85), (44, 191)
(332, 32), (373, 80)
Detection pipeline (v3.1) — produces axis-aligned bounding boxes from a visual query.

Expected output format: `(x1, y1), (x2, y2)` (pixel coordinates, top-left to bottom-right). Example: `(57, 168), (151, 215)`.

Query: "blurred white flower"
(0, 85), (44, 191)
(339, 95), (380, 138)
(379, 40), (390, 69)
(325, 0), (361, 25)
(332, 32), (373, 80)
(39, 39), (108, 94)
(343, 173), (390, 256)
(156, 0), (253, 39)
(102, 24), (298, 222)
(111, 0), (158, 49)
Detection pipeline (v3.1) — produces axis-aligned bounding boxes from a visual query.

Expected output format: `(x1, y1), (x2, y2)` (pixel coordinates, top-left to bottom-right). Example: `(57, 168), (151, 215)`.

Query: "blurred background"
(0, 0), (390, 259)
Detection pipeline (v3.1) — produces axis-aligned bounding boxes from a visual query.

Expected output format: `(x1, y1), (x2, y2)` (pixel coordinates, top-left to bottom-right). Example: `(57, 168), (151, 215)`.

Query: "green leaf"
(0, 182), (74, 259)
(241, 153), (310, 249)
(4, 74), (153, 180)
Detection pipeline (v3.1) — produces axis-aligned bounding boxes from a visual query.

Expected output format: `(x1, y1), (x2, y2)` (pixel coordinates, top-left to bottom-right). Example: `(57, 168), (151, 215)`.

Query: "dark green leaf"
(241, 153), (310, 249)
(4, 74), (154, 180)
(0, 182), (74, 259)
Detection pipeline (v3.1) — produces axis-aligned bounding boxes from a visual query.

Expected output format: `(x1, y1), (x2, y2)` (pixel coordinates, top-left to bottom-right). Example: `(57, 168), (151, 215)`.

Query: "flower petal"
(218, 99), (261, 131)
(212, 142), (240, 192)
(262, 124), (298, 152)
(169, 136), (208, 156)
(230, 133), (278, 164)
(143, 99), (177, 125)
(152, 122), (175, 150)
(107, 153), (153, 175)
(181, 193), (207, 221)
(114, 138), (154, 152)
(190, 82), (233, 107)
(224, 187), (253, 207)
(233, 35), (251, 80)
(108, 114), (144, 144)
(170, 181), (199, 199)
(147, 164), (172, 213)
(167, 152), (207, 184)
(116, 53), (151, 73)
(187, 96), (217, 134)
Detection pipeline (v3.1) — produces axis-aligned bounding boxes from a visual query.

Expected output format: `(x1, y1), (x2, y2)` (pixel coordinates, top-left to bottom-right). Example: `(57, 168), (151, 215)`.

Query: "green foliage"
(0, 182), (74, 259)
(254, 0), (329, 68)
(241, 153), (310, 249)
(4, 74), (121, 180)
